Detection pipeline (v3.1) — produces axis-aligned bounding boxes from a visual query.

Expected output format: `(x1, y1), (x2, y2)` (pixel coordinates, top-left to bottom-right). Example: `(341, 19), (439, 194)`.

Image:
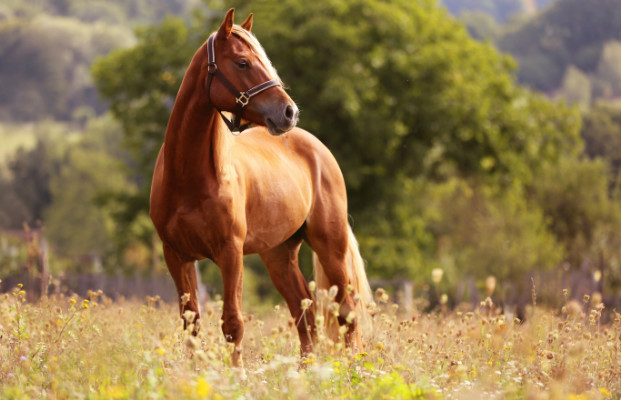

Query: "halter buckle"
(207, 63), (218, 73)
(236, 92), (250, 107)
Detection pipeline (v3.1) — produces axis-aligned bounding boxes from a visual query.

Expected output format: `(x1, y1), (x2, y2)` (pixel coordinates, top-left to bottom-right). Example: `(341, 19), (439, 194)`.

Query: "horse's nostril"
(285, 105), (295, 121)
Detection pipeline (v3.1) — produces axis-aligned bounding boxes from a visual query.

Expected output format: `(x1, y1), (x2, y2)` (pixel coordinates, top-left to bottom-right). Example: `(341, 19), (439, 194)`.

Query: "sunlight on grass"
(0, 283), (620, 399)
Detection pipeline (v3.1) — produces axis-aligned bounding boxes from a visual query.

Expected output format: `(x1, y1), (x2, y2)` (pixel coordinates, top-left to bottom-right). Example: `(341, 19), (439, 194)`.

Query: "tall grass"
(0, 282), (619, 399)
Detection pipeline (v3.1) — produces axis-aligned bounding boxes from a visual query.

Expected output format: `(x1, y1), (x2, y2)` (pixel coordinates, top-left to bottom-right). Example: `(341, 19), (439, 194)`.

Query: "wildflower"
(485, 276), (496, 296)
(346, 311), (355, 324)
(70, 298), (77, 305)
(593, 270), (602, 282)
(562, 288), (569, 298)
(346, 284), (353, 294)
(583, 294), (590, 303)
(308, 281), (316, 292)
(195, 378), (212, 397)
(301, 298), (313, 310)
(440, 294), (448, 305)
(431, 268), (443, 284)
(180, 293), (191, 306)
(600, 387), (611, 397)
(375, 288), (389, 303)
(17, 283), (23, 288)
(156, 347), (166, 355)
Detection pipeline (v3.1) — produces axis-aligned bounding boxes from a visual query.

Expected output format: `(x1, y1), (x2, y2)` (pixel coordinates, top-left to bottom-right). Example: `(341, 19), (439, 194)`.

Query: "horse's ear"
(241, 13), (253, 32)
(218, 8), (235, 39)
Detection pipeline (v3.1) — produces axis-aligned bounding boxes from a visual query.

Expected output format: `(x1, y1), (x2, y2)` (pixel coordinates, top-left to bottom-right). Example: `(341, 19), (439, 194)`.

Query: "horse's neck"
(163, 73), (231, 187)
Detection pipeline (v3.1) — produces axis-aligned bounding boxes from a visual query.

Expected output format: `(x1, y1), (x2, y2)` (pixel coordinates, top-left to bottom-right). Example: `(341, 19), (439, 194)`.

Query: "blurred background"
(1, 0), (620, 316)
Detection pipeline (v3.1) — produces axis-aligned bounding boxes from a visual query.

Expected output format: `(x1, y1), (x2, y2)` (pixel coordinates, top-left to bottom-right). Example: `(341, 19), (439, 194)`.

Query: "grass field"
(1, 283), (620, 400)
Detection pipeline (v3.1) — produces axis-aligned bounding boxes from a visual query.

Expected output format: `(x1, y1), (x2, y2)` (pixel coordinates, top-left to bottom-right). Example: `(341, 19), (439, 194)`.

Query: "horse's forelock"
(231, 26), (282, 85)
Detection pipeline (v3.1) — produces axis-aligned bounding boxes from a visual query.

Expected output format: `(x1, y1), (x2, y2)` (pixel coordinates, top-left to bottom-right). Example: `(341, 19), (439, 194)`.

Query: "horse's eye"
(237, 60), (249, 69)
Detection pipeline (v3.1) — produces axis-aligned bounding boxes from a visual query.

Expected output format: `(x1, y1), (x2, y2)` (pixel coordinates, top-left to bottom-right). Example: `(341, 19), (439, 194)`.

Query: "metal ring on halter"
(236, 93), (250, 107)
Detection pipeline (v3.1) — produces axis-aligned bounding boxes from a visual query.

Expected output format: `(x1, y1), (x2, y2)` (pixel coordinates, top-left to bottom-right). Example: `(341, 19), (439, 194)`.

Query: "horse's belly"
(242, 187), (310, 254)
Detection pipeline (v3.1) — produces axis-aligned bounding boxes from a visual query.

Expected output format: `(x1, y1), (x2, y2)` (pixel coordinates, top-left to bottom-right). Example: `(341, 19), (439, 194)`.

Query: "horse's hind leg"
(163, 243), (201, 334)
(259, 235), (316, 356)
(304, 207), (358, 346)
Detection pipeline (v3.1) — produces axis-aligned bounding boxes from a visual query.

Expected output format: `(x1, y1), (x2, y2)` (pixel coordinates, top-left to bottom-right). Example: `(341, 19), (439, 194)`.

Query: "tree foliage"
(91, 0), (591, 299)
(497, 0), (621, 93)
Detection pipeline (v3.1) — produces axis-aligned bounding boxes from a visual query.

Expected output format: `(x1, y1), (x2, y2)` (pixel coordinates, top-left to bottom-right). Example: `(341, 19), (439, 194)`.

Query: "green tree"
(581, 102), (621, 184)
(595, 40), (621, 97)
(93, 0), (581, 293)
(43, 115), (134, 261)
(0, 140), (56, 229)
(559, 65), (591, 106)
(497, 0), (621, 93)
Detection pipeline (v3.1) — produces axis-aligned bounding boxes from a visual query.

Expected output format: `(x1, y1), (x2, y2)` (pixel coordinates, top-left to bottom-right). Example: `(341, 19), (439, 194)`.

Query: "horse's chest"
(158, 196), (238, 259)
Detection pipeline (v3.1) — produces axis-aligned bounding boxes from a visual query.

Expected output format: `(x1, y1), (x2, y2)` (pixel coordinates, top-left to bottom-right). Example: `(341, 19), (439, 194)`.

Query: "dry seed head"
(183, 310), (196, 324)
(180, 293), (191, 306)
(346, 284), (353, 294)
(328, 285), (338, 300)
(308, 281), (316, 292)
(584, 294), (590, 304)
(484, 297), (493, 308)
(485, 276), (496, 296)
(185, 336), (199, 350)
(431, 268), (444, 284)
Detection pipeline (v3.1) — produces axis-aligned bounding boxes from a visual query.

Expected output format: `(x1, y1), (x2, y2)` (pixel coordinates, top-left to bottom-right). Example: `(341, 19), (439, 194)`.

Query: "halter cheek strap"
(205, 32), (281, 134)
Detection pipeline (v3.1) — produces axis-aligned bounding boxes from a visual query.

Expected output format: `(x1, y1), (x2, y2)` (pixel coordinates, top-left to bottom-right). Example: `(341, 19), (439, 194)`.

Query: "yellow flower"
(600, 388), (611, 397)
(70, 298), (77, 304)
(195, 378), (212, 397)
(156, 347), (166, 355)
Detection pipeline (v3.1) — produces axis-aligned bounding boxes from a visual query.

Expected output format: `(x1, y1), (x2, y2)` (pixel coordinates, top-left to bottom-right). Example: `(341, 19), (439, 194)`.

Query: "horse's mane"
(231, 26), (283, 86)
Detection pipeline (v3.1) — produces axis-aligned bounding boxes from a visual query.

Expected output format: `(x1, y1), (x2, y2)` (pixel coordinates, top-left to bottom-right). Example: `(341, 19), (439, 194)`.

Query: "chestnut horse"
(150, 9), (371, 367)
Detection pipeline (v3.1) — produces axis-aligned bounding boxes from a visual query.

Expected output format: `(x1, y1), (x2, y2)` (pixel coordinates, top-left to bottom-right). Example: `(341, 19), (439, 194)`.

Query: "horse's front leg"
(162, 243), (201, 334)
(215, 243), (245, 368)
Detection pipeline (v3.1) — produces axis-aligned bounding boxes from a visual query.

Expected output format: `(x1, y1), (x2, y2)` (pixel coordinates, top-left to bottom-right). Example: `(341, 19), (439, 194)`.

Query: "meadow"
(0, 282), (620, 400)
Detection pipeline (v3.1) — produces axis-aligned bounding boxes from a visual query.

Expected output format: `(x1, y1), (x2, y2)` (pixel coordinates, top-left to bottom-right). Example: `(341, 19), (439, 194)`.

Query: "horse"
(149, 8), (372, 368)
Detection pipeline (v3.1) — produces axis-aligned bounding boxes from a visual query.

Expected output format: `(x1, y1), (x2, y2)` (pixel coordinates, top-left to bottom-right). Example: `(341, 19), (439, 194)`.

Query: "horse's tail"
(313, 225), (372, 343)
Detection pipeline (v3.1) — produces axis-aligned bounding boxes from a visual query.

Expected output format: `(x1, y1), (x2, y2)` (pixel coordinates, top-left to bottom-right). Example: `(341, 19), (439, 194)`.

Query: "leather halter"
(205, 32), (281, 133)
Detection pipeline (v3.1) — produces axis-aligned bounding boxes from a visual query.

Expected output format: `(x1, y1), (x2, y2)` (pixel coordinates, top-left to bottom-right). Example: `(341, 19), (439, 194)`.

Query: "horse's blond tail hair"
(313, 225), (372, 340)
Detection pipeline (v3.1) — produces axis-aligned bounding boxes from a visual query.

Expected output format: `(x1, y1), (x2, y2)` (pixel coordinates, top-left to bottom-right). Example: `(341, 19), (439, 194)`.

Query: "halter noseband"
(205, 32), (281, 134)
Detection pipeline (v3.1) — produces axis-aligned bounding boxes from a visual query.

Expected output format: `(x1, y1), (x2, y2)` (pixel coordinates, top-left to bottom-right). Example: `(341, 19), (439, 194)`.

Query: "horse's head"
(203, 9), (298, 135)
